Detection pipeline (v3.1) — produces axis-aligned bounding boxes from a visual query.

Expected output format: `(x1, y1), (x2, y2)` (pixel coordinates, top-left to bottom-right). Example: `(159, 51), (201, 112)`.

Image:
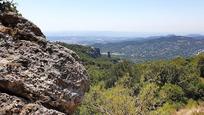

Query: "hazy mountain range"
(47, 36), (139, 45)
(93, 35), (204, 62)
(47, 32), (204, 62)
(47, 31), (204, 45)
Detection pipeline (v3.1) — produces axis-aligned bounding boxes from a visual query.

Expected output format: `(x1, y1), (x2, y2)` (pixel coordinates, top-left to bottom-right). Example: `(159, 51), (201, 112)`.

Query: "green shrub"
(186, 99), (199, 109)
(137, 83), (160, 113)
(159, 83), (184, 102)
(77, 85), (137, 115)
(141, 63), (183, 86)
(150, 103), (179, 115)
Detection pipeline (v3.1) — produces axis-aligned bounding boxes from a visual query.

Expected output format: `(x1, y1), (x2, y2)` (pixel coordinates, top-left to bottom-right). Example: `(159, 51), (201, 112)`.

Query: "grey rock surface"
(0, 93), (65, 115)
(0, 12), (89, 115)
(89, 47), (101, 58)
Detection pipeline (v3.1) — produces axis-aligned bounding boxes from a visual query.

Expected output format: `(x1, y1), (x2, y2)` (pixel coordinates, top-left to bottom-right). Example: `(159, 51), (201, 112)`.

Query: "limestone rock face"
(0, 12), (89, 115)
(0, 93), (65, 115)
(89, 47), (101, 58)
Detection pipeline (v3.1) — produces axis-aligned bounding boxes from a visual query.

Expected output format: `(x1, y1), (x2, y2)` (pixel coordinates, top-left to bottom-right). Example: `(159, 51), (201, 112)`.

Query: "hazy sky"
(18, 0), (204, 34)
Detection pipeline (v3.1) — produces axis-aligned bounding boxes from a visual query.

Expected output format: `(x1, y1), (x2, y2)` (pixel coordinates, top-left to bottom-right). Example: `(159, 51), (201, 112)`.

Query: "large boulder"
(0, 12), (89, 114)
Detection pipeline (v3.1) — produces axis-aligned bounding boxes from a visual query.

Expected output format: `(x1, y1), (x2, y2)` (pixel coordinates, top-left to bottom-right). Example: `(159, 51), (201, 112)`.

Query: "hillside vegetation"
(60, 43), (204, 115)
(94, 35), (204, 63)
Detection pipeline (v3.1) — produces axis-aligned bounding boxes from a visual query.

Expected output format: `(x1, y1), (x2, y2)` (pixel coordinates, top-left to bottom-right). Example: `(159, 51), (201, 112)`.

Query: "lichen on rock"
(0, 11), (89, 115)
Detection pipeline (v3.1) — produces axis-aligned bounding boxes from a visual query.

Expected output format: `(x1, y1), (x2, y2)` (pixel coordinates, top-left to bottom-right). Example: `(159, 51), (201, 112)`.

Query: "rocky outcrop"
(89, 47), (101, 58)
(0, 12), (89, 115)
(0, 93), (65, 115)
(0, 12), (46, 45)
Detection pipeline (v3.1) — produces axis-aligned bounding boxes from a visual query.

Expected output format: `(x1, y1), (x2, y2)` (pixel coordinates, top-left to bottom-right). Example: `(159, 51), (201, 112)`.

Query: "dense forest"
(60, 42), (204, 115)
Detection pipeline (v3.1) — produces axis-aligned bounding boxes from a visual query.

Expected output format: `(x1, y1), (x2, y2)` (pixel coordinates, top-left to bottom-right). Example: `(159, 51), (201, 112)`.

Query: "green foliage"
(104, 60), (136, 88)
(137, 83), (160, 113)
(139, 60), (203, 100)
(197, 53), (204, 78)
(77, 85), (137, 115)
(171, 57), (189, 67)
(141, 62), (183, 86)
(87, 65), (110, 85)
(150, 102), (181, 115)
(186, 99), (199, 109)
(59, 42), (204, 114)
(159, 83), (184, 102)
(0, 0), (18, 13)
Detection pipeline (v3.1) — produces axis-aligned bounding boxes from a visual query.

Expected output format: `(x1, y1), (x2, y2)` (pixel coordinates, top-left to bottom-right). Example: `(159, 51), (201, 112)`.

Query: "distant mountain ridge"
(93, 35), (204, 62)
(47, 33), (204, 45)
(47, 35), (143, 45)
